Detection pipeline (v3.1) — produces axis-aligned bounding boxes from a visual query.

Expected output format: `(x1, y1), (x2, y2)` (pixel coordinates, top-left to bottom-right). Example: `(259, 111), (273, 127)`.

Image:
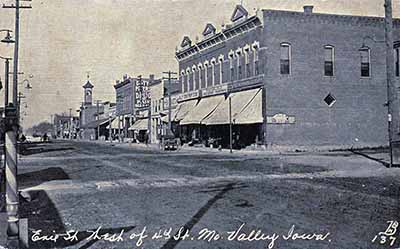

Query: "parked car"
(161, 135), (178, 151)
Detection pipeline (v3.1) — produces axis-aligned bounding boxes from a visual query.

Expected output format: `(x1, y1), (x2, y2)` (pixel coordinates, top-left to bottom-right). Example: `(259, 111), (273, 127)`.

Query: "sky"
(0, 0), (397, 128)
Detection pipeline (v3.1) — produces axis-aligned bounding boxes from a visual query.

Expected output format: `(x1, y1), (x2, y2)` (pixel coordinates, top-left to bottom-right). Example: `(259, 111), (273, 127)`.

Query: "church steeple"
(82, 73), (93, 106)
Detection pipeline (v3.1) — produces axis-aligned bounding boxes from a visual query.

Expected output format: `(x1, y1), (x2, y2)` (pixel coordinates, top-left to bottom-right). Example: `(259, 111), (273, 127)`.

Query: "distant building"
(79, 78), (105, 140)
(149, 78), (180, 144)
(114, 74), (153, 141)
(174, 5), (400, 149)
(53, 114), (79, 139)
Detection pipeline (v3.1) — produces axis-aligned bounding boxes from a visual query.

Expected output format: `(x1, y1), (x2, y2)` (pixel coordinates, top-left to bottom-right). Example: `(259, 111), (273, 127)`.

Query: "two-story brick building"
(114, 74), (152, 141)
(175, 4), (400, 149)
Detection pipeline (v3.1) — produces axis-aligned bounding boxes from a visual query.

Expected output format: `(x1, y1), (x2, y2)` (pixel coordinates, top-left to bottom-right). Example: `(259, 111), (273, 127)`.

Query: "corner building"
(175, 5), (400, 148)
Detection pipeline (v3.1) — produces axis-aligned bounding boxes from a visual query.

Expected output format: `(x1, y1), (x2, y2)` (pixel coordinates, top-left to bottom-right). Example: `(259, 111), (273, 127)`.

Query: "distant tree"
(26, 121), (53, 136)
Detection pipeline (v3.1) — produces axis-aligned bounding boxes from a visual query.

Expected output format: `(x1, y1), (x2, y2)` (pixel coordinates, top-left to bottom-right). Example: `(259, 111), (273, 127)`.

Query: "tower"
(82, 74), (94, 106)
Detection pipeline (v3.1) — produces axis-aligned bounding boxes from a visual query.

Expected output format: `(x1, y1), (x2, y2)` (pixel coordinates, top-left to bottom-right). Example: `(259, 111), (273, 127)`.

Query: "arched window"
(228, 50), (235, 81)
(180, 70), (185, 92)
(218, 55), (224, 84)
(211, 58), (217, 86)
(186, 68), (191, 91)
(198, 63), (203, 89)
(280, 43), (291, 75)
(204, 61), (209, 88)
(324, 45), (335, 77)
(252, 41), (260, 75)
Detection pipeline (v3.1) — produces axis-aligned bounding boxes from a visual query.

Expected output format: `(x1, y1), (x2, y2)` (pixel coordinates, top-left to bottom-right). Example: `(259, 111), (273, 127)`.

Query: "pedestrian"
(145, 132), (149, 146)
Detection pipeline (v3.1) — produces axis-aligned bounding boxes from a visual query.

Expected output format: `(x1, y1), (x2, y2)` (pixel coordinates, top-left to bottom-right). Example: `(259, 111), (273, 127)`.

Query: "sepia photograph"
(0, 0), (400, 248)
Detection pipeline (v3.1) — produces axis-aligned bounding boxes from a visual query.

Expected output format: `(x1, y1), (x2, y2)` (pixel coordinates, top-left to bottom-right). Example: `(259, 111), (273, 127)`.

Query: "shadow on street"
(18, 142), (75, 156)
(18, 167), (70, 189)
(20, 190), (136, 249)
(161, 182), (248, 249)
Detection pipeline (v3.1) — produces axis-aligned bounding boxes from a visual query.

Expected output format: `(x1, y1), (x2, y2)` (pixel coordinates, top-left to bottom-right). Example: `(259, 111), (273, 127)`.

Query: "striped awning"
(128, 119), (149, 131)
(180, 95), (224, 125)
(203, 88), (262, 125)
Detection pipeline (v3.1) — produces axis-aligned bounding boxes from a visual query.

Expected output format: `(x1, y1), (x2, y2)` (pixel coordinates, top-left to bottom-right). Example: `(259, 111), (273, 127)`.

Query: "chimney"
(303, 5), (314, 14)
(149, 74), (155, 82)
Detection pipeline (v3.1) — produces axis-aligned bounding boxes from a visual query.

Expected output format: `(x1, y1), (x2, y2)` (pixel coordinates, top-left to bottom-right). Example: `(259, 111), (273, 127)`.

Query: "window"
(236, 50), (242, 80)
(253, 42), (260, 75)
(244, 46), (251, 78)
(186, 68), (191, 91)
(198, 64), (203, 88)
(204, 61), (209, 88)
(324, 45), (334, 76)
(229, 52), (235, 81)
(360, 48), (370, 77)
(211, 58), (216, 86)
(395, 47), (400, 77)
(324, 93), (336, 107)
(180, 71), (185, 92)
(219, 55), (224, 84)
(280, 43), (291, 75)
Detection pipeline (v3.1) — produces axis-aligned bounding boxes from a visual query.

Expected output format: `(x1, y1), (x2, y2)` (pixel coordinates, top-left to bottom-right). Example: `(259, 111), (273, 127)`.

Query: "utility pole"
(95, 100), (101, 140)
(1, 58), (11, 213)
(4, 58), (10, 107)
(384, 0), (400, 167)
(3, 0), (31, 248)
(163, 71), (177, 137)
(229, 96), (233, 153)
(69, 108), (72, 139)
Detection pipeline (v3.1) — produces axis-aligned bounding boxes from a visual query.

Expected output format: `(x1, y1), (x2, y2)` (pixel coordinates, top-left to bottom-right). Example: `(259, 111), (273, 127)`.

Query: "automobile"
(161, 134), (178, 151)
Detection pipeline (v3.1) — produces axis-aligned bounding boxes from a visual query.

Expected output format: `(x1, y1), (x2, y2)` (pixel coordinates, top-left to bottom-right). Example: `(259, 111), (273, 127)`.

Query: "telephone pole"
(3, 0), (31, 248)
(69, 108), (72, 139)
(162, 71), (177, 136)
(384, 0), (400, 167)
(95, 100), (102, 140)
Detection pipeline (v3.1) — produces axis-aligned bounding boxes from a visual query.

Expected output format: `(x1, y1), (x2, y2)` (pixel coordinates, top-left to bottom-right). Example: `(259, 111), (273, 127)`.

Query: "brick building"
(150, 78), (180, 144)
(114, 74), (152, 141)
(175, 5), (400, 149)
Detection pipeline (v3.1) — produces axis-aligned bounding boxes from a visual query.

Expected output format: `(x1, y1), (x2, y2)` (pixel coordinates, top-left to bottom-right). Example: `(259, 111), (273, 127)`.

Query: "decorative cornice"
(262, 9), (399, 28)
(176, 15), (262, 61)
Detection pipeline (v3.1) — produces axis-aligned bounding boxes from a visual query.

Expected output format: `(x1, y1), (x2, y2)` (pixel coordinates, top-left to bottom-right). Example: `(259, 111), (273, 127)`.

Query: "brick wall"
(262, 10), (391, 147)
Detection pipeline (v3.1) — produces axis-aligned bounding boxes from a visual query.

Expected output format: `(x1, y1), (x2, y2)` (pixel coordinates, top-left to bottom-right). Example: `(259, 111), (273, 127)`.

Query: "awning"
(128, 118), (149, 131)
(175, 99), (198, 122)
(106, 118), (122, 129)
(160, 108), (179, 123)
(203, 88), (262, 125)
(180, 95), (225, 125)
(81, 118), (109, 129)
(233, 88), (263, 124)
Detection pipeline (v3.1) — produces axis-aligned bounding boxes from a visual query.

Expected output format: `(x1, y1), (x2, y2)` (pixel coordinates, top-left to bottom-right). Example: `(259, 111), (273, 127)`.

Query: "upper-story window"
(360, 47), (370, 77)
(180, 71), (185, 92)
(236, 49), (242, 80)
(198, 64), (203, 88)
(395, 47), (400, 77)
(211, 58), (216, 86)
(324, 45), (334, 77)
(218, 55), (224, 84)
(229, 51), (235, 81)
(192, 66), (197, 89)
(244, 46), (251, 78)
(280, 43), (291, 75)
(186, 68), (191, 91)
(252, 41), (260, 76)
(204, 61), (209, 88)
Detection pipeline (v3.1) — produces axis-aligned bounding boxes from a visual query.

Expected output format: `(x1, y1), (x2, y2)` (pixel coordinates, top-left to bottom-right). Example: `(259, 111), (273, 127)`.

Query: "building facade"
(175, 5), (400, 148)
(149, 78), (180, 144)
(114, 74), (152, 141)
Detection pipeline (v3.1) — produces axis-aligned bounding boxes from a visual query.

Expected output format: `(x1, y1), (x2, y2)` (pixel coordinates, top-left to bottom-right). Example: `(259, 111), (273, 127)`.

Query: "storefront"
(177, 88), (263, 148)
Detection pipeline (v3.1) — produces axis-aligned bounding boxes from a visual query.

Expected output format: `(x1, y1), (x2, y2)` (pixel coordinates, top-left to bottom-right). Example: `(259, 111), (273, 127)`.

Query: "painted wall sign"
(201, 84), (228, 97)
(177, 90), (200, 102)
(267, 113), (295, 124)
